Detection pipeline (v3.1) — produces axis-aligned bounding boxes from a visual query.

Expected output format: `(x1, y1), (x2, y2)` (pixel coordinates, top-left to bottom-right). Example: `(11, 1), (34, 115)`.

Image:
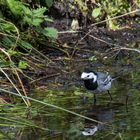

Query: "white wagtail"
(81, 70), (113, 104)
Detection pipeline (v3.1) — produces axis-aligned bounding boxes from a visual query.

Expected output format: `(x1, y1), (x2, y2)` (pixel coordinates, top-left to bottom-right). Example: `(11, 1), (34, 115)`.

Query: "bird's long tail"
(112, 75), (121, 81)
(112, 69), (126, 81)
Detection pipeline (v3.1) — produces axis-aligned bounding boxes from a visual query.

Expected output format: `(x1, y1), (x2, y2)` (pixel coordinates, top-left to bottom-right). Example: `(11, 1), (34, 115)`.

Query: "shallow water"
(1, 66), (140, 140)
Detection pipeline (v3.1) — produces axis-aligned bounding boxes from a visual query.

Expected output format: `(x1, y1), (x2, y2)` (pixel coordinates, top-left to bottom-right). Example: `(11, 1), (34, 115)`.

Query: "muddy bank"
(33, 23), (140, 90)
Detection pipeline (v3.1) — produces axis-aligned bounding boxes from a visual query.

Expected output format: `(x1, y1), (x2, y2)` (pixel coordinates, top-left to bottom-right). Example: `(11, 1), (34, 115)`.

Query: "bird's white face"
(81, 72), (97, 82)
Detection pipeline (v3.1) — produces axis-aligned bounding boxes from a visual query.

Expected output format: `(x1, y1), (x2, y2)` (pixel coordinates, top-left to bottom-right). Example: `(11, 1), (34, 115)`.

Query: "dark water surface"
(1, 64), (140, 140)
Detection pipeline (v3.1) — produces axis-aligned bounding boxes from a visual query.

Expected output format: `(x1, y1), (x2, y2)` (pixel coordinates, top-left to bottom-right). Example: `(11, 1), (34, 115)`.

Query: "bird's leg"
(82, 96), (88, 104)
(93, 94), (96, 105)
(107, 90), (113, 101)
(125, 95), (129, 112)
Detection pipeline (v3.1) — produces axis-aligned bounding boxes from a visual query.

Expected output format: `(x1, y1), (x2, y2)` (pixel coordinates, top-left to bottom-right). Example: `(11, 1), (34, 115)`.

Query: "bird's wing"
(96, 72), (112, 86)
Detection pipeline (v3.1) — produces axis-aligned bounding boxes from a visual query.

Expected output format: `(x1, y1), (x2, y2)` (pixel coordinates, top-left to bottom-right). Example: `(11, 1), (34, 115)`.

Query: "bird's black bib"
(84, 79), (98, 90)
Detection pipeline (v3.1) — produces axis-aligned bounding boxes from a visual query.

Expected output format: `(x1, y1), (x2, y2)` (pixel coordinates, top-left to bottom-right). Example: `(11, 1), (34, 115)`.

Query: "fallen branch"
(110, 47), (140, 54)
(85, 33), (140, 54)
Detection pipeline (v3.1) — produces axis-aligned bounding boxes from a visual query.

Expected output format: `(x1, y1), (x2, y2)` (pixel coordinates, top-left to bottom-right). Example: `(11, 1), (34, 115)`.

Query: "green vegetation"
(0, 0), (58, 106)
(0, 0), (140, 139)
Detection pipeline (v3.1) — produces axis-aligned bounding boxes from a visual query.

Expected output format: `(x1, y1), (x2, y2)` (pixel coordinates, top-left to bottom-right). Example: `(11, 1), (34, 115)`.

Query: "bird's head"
(81, 71), (97, 82)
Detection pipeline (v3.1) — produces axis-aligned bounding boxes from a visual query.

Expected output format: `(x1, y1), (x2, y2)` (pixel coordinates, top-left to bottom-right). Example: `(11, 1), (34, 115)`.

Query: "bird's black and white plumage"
(81, 71), (113, 104)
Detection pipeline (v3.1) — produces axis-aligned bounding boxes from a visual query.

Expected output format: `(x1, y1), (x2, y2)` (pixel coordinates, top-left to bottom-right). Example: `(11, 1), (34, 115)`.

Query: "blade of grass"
(0, 116), (48, 131)
(14, 69), (31, 106)
(0, 88), (111, 126)
(0, 18), (20, 48)
(0, 48), (30, 106)
(0, 68), (29, 106)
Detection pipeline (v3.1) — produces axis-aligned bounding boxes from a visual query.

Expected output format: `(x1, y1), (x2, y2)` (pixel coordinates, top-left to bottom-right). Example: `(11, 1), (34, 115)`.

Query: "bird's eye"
(87, 75), (90, 77)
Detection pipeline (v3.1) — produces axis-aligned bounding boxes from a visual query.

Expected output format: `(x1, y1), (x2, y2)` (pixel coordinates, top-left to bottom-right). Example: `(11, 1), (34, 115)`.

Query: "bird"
(81, 70), (113, 104)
